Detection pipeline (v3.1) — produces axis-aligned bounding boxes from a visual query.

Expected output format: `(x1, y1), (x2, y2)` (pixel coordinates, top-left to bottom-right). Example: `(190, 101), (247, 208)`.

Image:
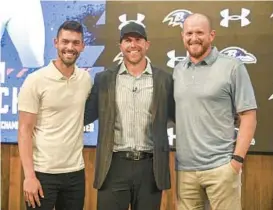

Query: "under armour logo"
(269, 94), (273, 101)
(220, 8), (251, 27)
(118, 13), (146, 30)
(167, 50), (188, 68)
(113, 52), (151, 64)
(167, 128), (176, 146)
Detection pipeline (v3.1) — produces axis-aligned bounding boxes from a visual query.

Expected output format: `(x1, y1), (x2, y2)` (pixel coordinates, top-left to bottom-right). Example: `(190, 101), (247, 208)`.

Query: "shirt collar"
(185, 46), (219, 68)
(47, 60), (78, 80)
(118, 59), (153, 75)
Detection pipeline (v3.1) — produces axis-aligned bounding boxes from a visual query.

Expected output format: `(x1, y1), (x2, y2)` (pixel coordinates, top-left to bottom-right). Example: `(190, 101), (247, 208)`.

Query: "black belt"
(114, 151), (153, 161)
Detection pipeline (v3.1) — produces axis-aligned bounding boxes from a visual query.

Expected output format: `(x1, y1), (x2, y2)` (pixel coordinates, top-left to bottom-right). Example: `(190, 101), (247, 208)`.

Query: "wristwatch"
(232, 155), (244, 163)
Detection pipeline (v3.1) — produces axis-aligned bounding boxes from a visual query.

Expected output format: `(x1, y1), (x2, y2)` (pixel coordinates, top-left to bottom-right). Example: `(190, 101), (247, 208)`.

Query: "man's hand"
(230, 159), (243, 174)
(23, 177), (44, 208)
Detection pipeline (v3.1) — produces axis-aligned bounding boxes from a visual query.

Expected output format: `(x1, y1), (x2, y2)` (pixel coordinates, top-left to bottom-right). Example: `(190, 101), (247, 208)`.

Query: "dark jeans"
(97, 153), (162, 210)
(26, 169), (85, 210)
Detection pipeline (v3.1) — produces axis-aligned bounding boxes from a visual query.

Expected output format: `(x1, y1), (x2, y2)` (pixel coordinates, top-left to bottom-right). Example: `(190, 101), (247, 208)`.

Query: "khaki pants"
(176, 162), (242, 210)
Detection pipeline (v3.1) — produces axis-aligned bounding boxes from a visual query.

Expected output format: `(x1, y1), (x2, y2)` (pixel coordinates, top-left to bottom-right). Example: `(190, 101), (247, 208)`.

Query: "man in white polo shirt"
(18, 20), (91, 210)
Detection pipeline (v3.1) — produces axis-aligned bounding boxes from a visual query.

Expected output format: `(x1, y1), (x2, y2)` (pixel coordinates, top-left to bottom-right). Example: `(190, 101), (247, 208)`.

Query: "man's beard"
(123, 53), (145, 65)
(61, 57), (77, 67)
(58, 51), (79, 67)
(186, 43), (210, 59)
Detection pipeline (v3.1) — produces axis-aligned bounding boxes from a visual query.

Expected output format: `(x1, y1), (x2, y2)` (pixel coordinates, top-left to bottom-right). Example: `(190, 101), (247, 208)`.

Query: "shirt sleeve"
(230, 62), (257, 113)
(18, 74), (40, 114)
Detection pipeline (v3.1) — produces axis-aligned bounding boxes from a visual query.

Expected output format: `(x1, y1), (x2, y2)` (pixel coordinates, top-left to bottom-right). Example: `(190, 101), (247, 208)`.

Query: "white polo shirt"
(18, 61), (92, 173)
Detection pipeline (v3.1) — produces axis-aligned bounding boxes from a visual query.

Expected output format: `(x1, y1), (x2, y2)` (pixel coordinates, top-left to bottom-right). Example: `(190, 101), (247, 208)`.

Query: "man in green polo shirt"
(174, 13), (257, 210)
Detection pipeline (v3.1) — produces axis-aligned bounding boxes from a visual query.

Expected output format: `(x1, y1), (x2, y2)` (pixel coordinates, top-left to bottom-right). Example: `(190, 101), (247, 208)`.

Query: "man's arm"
(84, 73), (99, 126)
(233, 109), (257, 158)
(230, 62), (257, 172)
(18, 111), (37, 178)
(17, 74), (43, 208)
(18, 111), (44, 208)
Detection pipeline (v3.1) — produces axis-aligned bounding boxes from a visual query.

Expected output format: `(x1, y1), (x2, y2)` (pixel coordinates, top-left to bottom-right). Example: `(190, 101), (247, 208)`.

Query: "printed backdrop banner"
(0, 0), (106, 146)
(1, 1), (273, 152)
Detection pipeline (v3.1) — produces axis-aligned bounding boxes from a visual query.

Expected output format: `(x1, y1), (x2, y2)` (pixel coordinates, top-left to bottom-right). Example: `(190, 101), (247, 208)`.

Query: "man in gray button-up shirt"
(174, 13), (257, 210)
(84, 21), (175, 210)
(114, 62), (154, 152)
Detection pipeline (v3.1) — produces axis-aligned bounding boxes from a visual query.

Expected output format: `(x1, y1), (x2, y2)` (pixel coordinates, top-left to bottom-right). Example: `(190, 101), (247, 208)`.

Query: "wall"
(1, 145), (273, 210)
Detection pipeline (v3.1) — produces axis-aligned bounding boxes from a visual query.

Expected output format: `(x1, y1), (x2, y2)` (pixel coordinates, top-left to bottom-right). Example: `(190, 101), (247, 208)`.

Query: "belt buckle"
(132, 151), (141, 161)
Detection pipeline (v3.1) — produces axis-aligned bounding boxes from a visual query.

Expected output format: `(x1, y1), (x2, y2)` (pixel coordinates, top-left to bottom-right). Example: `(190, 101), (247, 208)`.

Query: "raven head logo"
(220, 47), (257, 64)
(162, 9), (192, 28)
